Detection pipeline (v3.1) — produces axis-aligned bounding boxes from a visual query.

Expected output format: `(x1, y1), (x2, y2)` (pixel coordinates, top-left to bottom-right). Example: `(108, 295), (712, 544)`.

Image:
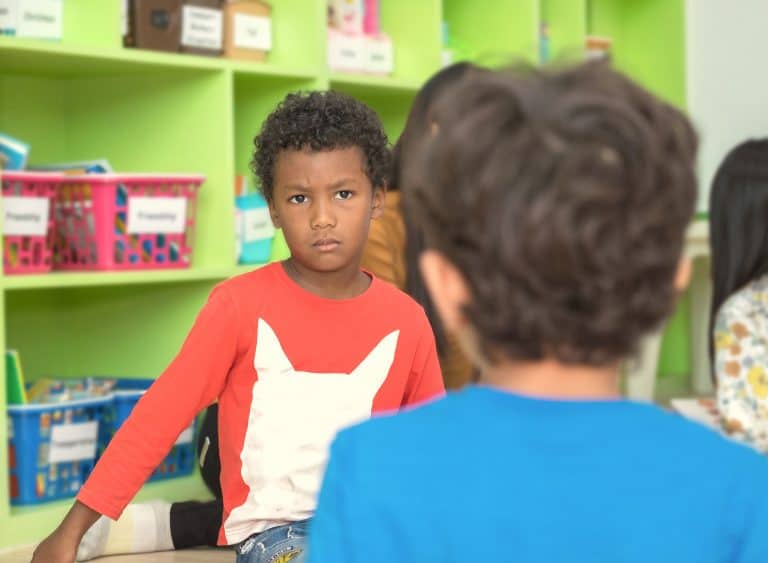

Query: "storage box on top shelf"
(223, 0), (271, 62)
(328, 0), (363, 34)
(125, 0), (182, 51)
(363, 33), (392, 75)
(327, 0), (392, 76)
(0, 0), (62, 40)
(328, 27), (364, 73)
(180, 0), (224, 57)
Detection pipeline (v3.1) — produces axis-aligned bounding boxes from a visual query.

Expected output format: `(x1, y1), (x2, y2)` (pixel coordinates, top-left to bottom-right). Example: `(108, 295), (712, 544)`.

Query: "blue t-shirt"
(308, 386), (768, 562)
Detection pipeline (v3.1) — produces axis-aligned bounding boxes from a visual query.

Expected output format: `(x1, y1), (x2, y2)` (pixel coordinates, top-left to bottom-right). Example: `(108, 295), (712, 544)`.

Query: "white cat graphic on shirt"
(224, 318), (399, 541)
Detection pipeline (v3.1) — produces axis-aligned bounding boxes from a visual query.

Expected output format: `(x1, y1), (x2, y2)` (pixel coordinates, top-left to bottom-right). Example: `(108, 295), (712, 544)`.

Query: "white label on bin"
(0, 0), (20, 33)
(365, 36), (394, 75)
(127, 197), (187, 234)
(328, 31), (364, 72)
(181, 6), (223, 50)
(3, 196), (50, 236)
(242, 207), (275, 243)
(234, 14), (272, 51)
(16, 0), (62, 40)
(176, 423), (194, 445)
(49, 421), (98, 464)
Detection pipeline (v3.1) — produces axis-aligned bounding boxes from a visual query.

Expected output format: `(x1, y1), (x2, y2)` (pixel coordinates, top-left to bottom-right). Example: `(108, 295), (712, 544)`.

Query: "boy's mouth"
(313, 238), (341, 252)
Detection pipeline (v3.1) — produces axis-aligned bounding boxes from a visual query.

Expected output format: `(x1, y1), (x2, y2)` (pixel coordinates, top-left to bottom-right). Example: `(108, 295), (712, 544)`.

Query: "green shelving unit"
(0, 0), (445, 549)
(0, 0), (690, 550)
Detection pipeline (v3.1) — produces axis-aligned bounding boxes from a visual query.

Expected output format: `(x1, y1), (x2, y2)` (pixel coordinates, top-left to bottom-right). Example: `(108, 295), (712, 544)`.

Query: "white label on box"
(242, 207), (274, 242)
(127, 197), (187, 234)
(0, 0), (19, 33)
(233, 13), (271, 51)
(3, 196), (50, 236)
(176, 423), (194, 445)
(16, 0), (61, 40)
(365, 36), (394, 75)
(328, 31), (364, 72)
(181, 5), (223, 50)
(49, 421), (98, 464)
(121, 0), (128, 37)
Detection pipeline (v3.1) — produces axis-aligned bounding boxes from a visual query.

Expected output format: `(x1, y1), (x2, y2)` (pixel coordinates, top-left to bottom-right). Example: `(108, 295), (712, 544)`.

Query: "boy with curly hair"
(308, 63), (768, 562)
(33, 91), (444, 563)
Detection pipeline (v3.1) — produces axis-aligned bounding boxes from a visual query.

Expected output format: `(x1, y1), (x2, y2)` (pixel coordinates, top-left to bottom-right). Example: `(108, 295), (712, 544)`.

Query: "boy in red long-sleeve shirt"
(32, 91), (444, 563)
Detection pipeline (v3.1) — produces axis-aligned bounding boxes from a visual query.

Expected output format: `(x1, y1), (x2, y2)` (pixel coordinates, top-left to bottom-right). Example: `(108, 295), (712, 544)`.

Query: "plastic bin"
(54, 174), (203, 271)
(99, 378), (196, 482)
(1, 171), (58, 275)
(236, 192), (274, 264)
(7, 396), (112, 505)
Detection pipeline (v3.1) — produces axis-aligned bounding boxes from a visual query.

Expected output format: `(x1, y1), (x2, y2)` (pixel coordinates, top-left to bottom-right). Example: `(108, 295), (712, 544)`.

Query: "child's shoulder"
(369, 275), (425, 316)
(367, 276), (434, 336)
(215, 262), (282, 295)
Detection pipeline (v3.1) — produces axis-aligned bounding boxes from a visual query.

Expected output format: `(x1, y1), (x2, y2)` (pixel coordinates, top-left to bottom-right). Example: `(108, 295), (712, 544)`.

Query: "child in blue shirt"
(307, 62), (768, 562)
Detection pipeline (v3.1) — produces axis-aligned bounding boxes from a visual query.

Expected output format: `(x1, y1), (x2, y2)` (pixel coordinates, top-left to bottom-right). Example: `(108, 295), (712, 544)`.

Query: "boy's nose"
(311, 200), (336, 229)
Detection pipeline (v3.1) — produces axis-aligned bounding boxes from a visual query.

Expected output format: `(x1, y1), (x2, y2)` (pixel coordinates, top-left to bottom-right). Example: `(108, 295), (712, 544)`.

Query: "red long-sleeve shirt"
(77, 263), (444, 545)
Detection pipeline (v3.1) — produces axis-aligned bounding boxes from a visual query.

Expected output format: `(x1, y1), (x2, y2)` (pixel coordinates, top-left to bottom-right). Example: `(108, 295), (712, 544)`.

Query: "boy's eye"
(289, 194), (307, 204)
(335, 190), (353, 200)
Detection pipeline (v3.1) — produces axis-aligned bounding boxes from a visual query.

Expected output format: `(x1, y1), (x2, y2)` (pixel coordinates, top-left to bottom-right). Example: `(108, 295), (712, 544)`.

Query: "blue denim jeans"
(235, 520), (310, 563)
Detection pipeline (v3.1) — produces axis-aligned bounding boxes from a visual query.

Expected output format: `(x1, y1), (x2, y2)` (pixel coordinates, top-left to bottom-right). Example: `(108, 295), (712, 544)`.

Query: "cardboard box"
(129, 0), (182, 52)
(180, 0), (224, 56)
(224, 0), (271, 62)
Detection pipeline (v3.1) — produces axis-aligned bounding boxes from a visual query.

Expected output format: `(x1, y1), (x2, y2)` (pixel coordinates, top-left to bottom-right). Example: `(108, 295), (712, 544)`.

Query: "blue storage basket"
(100, 378), (196, 482)
(8, 397), (112, 505)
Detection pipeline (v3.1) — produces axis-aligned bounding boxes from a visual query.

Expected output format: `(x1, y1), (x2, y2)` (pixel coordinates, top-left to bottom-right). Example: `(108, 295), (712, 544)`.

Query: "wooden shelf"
(0, 37), (317, 80)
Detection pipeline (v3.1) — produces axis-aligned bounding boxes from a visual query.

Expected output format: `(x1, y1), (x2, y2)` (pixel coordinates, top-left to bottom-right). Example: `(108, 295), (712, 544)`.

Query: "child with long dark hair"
(710, 139), (768, 451)
(362, 62), (482, 389)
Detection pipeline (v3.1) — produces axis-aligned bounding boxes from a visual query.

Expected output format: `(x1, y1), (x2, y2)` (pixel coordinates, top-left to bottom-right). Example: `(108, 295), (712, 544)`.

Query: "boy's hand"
(30, 501), (102, 563)
(30, 528), (79, 563)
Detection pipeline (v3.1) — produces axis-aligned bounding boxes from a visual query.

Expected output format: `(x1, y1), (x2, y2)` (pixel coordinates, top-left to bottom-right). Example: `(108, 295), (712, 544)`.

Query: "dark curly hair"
(251, 90), (390, 201)
(403, 61), (698, 367)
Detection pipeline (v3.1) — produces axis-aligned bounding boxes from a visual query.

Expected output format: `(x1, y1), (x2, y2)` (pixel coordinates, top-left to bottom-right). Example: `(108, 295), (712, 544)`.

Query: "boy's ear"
(419, 249), (471, 334)
(267, 199), (281, 228)
(371, 186), (385, 219)
(674, 256), (692, 291)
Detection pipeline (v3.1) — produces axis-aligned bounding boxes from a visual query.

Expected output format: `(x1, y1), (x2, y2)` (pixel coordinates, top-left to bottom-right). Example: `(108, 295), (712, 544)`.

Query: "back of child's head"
(709, 139), (768, 366)
(390, 62), (480, 191)
(403, 61), (698, 367)
(252, 90), (390, 200)
(396, 63), (484, 358)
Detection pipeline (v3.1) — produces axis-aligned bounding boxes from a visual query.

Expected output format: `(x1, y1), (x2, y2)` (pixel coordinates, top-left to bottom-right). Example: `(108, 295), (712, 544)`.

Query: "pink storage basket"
(1, 171), (58, 275)
(54, 174), (203, 271)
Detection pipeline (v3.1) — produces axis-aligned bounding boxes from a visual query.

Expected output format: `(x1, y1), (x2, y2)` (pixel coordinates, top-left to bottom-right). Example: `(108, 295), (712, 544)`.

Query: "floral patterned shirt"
(715, 274), (768, 452)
